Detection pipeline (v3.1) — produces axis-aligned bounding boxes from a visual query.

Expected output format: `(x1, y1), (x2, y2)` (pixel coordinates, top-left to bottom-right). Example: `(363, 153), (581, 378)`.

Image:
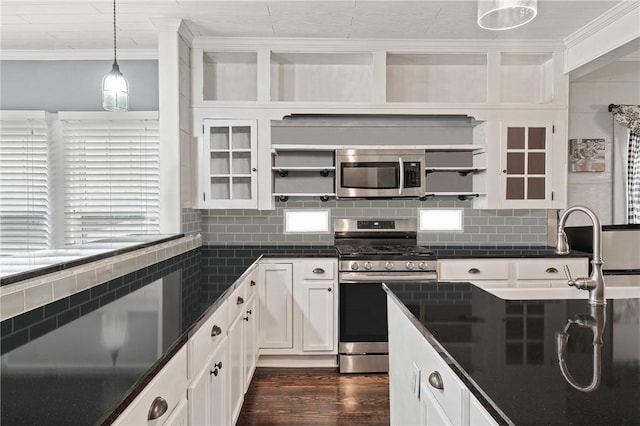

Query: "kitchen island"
(384, 282), (640, 425)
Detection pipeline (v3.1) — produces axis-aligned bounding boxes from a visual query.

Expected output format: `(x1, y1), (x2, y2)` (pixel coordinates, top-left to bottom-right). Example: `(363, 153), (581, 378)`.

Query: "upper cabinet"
(195, 119), (258, 209)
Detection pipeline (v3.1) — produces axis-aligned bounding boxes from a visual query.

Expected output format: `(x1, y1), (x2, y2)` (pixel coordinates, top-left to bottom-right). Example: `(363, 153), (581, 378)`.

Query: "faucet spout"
(556, 206), (606, 306)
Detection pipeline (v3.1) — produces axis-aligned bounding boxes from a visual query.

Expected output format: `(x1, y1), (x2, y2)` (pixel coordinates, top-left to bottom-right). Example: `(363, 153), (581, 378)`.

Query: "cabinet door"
(199, 119), (257, 209)
(244, 294), (258, 391)
(209, 339), (229, 426)
(420, 382), (453, 426)
(165, 398), (188, 426)
(228, 314), (245, 425)
(301, 280), (335, 352)
(258, 263), (293, 349)
(499, 122), (554, 208)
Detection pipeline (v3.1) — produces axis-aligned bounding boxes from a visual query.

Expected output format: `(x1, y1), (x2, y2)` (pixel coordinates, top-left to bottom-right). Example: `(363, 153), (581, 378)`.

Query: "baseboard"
(257, 354), (338, 368)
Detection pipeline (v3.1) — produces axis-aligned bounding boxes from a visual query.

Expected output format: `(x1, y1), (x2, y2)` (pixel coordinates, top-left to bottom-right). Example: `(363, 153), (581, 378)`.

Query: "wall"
(567, 60), (640, 225)
(0, 60), (158, 111)
(200, 200), (548, 246)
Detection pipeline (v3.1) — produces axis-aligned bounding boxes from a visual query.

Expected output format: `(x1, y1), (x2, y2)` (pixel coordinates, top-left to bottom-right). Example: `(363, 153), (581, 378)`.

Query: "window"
(284, 210), (330, 233)
(419, 208), (464, 232)
(0, 111), (50, 253)
(61, 112), (160, 245)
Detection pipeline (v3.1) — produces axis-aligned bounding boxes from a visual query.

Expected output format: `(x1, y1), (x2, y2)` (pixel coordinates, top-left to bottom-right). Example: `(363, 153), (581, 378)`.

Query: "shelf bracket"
(457, 194), (479, 201)
(278, 195), (289, 202)
(277, 169), (288, 178)
(320, 169), (330, 177)
(419, 194), (435, 201)
(320, 195), (330, 202)
(425, 170), (434, 175)
(457, 169), (478, 177)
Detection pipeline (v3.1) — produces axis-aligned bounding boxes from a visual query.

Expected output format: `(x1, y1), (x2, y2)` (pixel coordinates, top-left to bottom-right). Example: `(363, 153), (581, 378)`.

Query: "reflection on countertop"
(385, 282), (640, 425)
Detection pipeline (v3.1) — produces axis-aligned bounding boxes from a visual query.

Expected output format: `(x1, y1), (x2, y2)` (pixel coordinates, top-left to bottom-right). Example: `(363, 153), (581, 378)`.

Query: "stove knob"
(418, 262), (428, 270)
(406, 261), (415, 270)
(350, 262), (359, 271)
(385, 262), (394, 270)
(364, 262), (373, 270)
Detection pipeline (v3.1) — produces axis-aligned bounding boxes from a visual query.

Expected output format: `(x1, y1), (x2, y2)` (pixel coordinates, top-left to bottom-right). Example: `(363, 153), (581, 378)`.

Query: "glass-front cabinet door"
(198, 119), (257, 209)
(499, 122), (554, 208)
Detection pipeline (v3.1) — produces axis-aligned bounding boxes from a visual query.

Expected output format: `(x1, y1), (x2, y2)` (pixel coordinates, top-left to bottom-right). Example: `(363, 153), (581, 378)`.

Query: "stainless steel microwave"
(336, 149), (426, 199)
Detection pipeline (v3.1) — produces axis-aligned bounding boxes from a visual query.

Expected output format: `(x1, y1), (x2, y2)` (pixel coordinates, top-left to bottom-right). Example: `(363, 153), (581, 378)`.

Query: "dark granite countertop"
(420, 245), (590, 259)
(384, 282), (640, 425)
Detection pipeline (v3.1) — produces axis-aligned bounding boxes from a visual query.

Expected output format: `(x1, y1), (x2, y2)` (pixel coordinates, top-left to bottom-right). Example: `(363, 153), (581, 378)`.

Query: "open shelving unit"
(424, 144), (487, 199)
(271, 147), (336, 201)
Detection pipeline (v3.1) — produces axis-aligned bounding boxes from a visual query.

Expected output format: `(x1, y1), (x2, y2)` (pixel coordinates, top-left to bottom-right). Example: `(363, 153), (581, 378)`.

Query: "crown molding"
(191, 36), (565, 52)
(564, 1), (640, 48)
(0, 49), (158, 61)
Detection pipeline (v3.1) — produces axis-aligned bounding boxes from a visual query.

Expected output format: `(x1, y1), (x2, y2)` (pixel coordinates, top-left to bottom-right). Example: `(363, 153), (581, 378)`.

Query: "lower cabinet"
(244, 293), (258, 391)
(188, 337), (228, 426)
(258, 259), (338, 358)
(113, 346), (188, 425)
(387, 295), (498, 426)
(228, 306), (245, 424)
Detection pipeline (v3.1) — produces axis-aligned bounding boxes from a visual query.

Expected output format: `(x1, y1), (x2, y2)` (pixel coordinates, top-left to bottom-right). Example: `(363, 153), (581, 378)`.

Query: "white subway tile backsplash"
(24, 282), (52, 309)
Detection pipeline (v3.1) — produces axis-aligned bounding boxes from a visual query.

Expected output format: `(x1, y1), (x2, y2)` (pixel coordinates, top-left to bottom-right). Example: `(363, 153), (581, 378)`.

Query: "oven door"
(336, 150), (425, 198)
(338, 272), (437, 373)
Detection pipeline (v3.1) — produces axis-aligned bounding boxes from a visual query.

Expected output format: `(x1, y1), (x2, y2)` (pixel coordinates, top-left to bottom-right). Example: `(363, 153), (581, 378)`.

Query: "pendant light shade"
(103, 0), (128, 111)
(478, 0), (538, 31)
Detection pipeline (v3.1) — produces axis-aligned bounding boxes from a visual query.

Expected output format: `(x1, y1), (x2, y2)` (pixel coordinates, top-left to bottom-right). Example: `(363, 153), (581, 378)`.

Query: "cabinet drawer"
(302, 261), (335, 280)
(422, 352), (465, 426)
(228, 280), (248, 324)
(438, 260), (509, 281)
(188, 301), (228, 379)
(515, 258), (588, 280)
(114, 346), (188, 425)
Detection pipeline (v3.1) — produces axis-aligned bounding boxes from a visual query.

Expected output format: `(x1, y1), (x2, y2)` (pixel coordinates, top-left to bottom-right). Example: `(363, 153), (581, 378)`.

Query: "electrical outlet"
(411, 363), (421, 399)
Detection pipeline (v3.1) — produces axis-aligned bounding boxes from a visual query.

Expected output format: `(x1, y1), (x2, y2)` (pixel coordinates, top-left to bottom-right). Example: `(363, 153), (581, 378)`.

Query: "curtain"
(610, 105), (640, 224)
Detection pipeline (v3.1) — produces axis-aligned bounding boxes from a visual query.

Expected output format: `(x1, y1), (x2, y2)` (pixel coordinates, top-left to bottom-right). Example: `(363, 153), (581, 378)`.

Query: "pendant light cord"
(113, 0), (117, 65)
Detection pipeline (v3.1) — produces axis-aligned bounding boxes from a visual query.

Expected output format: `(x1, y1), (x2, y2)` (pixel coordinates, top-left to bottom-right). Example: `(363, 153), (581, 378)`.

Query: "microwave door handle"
(398, 157), (404, 195)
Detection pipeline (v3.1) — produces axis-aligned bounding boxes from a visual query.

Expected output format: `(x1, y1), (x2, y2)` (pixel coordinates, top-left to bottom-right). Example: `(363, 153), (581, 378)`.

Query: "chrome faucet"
(555, 206), (606, 306)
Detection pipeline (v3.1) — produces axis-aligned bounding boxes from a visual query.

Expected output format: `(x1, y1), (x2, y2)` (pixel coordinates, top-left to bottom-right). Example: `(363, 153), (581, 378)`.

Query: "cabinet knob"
(328, 288), (332, 292)
(147, 396), (168, 421)
(546, 267), (559, 273)
(252, 167), (257, 172)
(211, 324), (222, 337)
(428, 371), (444, 391)
(214, 361), (223, 369)
(237, 296), (244, 305)
(244, 316), (250, 322)
(312, 268), (325, 274)
(210, 368), (219, 376)
(250, 280), (256, 286)
(468, 268), (480, 274)
(247, 309), (252, 315)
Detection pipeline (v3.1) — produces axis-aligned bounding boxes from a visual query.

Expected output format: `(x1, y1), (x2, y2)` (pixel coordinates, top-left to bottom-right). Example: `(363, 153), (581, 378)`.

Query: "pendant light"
(102, 0), (129, 111)
(478, 0), (538, 31)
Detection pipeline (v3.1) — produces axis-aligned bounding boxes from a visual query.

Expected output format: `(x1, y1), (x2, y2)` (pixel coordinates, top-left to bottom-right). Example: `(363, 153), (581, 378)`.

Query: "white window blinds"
(0, 111), (50, 253)
(60, 112), (160, 245)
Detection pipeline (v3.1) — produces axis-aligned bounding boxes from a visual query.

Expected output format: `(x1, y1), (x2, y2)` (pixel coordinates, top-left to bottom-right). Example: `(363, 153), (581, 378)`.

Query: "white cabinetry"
(387, 295), (498, 426)
(113, 346), (188, 425)
(196, 119), (258, 209)
(437, 257), (589, 289)
(258, 262), (293, 349)
(258, 258), (338, 364)
(298, 261), (337, 352)
(187, 301), (229, 426)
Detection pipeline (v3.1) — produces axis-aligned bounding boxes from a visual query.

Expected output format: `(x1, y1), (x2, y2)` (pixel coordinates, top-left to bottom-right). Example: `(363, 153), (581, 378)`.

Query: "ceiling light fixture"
(477, 0), (538, 31)
(102, 0), (128, 111)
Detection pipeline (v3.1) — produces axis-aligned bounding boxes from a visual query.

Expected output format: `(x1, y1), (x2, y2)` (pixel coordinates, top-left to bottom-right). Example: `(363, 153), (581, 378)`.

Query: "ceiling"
(0, 0), (630, 54)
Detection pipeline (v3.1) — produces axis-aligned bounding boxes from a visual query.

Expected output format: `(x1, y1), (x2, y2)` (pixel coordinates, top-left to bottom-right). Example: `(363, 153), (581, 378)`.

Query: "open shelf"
(387, 53), (487, 103)
(270, 52), (373, 102)
(202, 51), (257, 101)
(500, 53), (553, 104)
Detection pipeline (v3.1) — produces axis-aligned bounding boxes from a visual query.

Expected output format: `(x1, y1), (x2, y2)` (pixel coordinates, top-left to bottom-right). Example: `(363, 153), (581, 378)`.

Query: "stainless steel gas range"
(334, 218), (437, 373)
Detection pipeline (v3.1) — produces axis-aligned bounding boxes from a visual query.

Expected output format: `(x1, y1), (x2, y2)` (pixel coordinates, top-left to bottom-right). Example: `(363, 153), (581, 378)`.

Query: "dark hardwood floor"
(236, 368), (390, 425)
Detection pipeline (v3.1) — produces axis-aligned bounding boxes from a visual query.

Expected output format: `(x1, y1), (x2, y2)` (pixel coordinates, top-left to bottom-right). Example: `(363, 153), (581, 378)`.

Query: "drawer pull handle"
(468, 268), (480, 274)
(313, 268), (325, 274)
(250, 280), (256, 286)
(237, 296), (244, 305)
(546, 267), (559, 273)
(211, 324), (222, 337)
(147, 396), (168, 420)
(428, 371), (444, 390)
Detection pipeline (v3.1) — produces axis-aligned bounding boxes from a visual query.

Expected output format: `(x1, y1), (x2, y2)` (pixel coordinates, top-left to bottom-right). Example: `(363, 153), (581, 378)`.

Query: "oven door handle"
(340, 273), (437, 282)
(398, 156), (404, 195)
